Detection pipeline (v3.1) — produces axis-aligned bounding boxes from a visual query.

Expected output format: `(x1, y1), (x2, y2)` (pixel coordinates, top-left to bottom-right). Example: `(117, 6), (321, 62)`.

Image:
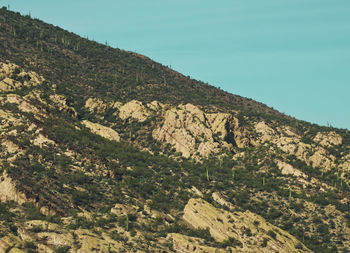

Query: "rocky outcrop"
(119, 100), (150, 122)
(82, 120), (120, 142)
(0, 172), (28, 204)
(33, 133), (55, 147)
(85, 97), (108, 114)
(313, 131), (343, 147)
(276, 160), (307, 178)
(183, 198), (310, 253)
(0, 61), (44, 92)
(6, 94), (40, 115)
(153, 104), (250, 158)
(254, 121), (338, 171)
(0, 234), (23, 253)
(167, 233), (226, 253)
(50, 94), (78, 117)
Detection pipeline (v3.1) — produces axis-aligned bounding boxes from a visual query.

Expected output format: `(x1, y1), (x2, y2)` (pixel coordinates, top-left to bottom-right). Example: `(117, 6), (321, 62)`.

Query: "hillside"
(0, 7), (350, 253)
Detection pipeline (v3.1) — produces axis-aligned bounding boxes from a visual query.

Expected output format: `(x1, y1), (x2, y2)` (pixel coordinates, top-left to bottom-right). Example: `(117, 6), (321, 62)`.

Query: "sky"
(2, 0), (350, 129)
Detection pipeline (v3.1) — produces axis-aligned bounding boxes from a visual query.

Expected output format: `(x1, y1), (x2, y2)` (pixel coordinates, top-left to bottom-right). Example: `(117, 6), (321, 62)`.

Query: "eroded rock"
(82, 120), (120, 142)
(183, 198), (310, 253)
(119, 100), (150, 122)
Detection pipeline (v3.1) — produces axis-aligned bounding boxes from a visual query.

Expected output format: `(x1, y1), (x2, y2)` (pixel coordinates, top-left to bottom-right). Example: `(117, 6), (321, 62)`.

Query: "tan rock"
(153, 103), (246, 158)
(85, 97), (108, 114)
(255, 121), (276, 143)
(309, 148), (335, 171)
(147, 100), (164, 111)
(111, 203), (136, 216)
(0, 172), (28, 204)
(82, 120), (120, 142)
(33, 133), (55, 147)
(183, 198), (310, 253)
(0, 62), (44, 91)
(2, 139), (21, 154)
(0, 234), (22, 253)
(206, 112), (230, 139)
(50, 94), (77, 117)
(7, 94), (40, 114)
(276, 160), (307, 178)
(212, 192), (235, 210)
(119, 100), (150, 122)
(314, 131), (343, 147)
(167, 233), (226, 253)
(75, 229), (122, 253)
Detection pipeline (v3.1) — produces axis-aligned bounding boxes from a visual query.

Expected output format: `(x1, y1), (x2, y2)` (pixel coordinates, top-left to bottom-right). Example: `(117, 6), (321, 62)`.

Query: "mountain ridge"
(0, 7), (350, 253)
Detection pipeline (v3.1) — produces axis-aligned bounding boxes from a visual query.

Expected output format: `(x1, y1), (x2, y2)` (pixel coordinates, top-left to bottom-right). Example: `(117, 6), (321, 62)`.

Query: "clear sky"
(2, 0), (350, 129)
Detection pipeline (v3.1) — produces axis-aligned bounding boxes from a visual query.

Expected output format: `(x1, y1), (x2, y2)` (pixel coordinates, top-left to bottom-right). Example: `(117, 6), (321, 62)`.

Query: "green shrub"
(54, 245), (71, 253)
(267, 230), (277, 239)
(261, 238), (269, 247)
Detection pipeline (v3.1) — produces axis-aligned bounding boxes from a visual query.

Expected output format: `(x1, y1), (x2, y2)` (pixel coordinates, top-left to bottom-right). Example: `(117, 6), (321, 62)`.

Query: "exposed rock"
(33, 133), (55, 147)
(75, 229), (122, 252)
(276, 160), (307, 178)
(190, 186), (204, 197)
(153, 103), (249, 158)
(167, 233), (226, 253)
(0, 172), (28, 204)
(111, 203), (136, 216)
(82, 120), (120, 142)
(255, 121), (276, 143)
(85, 97), (108, 114)
(119, 100), (150, 122)
(0, 109), (22, 129)
(6, 94), (40, 115)
(0, 234), (22, 253)
(2, 139), (21, 154)
(50, 94), (78, 117)
(0, 61), (44, 91)
(254, 121), (338, 171)
(308, 148), (336, 171)
(206, 112), (231, 139)
(147, 100), (164, 111)
(212, 192), (235, 210)
(183, 198), (310, 252)
(340, 154), (350, 173)
(314, 131), (343, 147)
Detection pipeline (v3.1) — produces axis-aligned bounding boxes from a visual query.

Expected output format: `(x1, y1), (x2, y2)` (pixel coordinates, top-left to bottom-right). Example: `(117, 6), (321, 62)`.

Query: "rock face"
(153, 104), (250, 158)
(183, 198), (310, 253)
(82, 120), (120, 142)
(254, 121), (340, 172)
(0, 61), (44, 91)
(50, 94), (77, 117)
(167, 233), (226, 253)
(119, 100), (150, 122)
(0, 172), (28, 204)
(85, 97), (108, 114)
(5, 94), (40, 115)
(276, 160), (307, 178)
(313, 131), (343, 147)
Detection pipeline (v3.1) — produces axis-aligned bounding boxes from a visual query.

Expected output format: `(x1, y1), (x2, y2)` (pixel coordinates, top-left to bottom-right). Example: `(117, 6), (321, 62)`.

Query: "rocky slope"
(1, 7), (350, 253)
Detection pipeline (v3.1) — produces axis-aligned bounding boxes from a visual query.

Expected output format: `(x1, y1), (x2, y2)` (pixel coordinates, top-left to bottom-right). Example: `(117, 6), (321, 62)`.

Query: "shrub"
(261, 238), (269, 247)
(267, 230), (277, 239)
(54, 246), (71, 253)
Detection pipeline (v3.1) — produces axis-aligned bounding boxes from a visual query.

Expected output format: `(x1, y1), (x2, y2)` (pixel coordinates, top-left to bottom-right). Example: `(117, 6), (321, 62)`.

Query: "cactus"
(126, 214), (129, 231)
(262, 176), (265, 186)
(206, 168), (209, 181)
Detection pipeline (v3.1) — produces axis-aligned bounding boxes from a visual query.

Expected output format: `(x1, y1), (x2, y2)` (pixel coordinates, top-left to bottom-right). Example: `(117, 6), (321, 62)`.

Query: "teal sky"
(3, 1), (350, 129)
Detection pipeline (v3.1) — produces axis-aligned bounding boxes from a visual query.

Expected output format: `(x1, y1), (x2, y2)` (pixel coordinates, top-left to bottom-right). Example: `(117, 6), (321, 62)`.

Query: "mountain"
(0, 7), (350, 253)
